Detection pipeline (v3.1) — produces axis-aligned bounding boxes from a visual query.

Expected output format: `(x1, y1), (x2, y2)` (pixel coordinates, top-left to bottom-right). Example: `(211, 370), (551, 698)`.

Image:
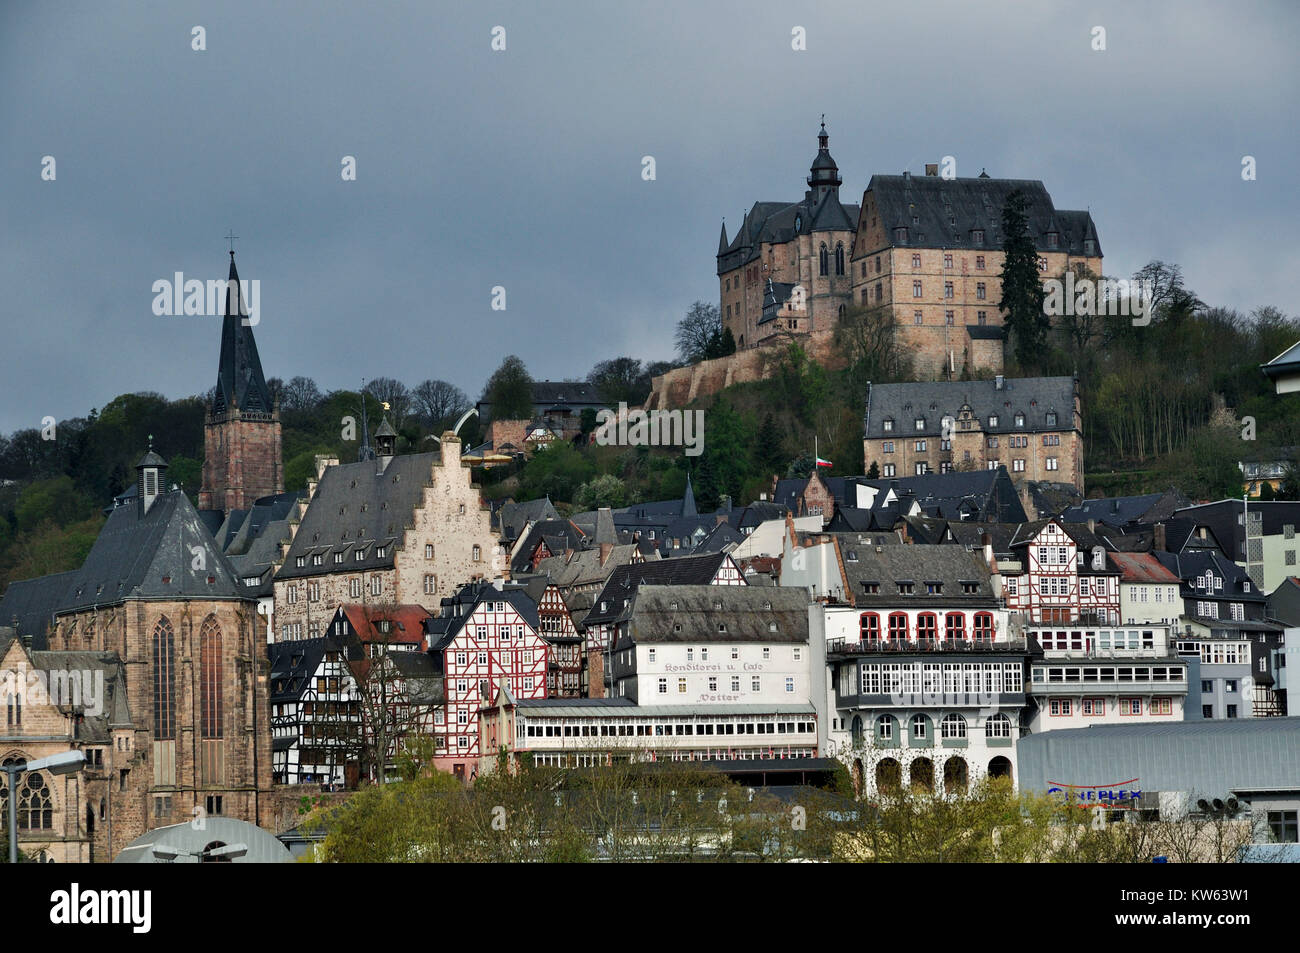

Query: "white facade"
(1025, 623), (1188, 733)
(815, 604), (1024, 798)
(1118, 581), (1183, 626)
(614, 640), (810, 707)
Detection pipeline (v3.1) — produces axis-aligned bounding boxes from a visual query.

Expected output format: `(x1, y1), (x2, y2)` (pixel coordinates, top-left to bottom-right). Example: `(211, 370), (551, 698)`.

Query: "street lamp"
(5, 750), (84, 863)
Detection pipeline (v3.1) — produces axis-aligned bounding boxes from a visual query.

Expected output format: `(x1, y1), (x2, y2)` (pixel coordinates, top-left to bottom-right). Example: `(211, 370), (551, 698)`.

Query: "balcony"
(1030, 677), (1187, 695)
(828, 637), (1028, 657)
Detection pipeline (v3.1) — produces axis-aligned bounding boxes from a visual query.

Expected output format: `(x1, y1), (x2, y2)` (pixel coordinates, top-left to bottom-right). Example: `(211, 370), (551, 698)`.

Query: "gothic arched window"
(152, 616), (175, 740)
(18, 771), (53, 830)
(200, 616), (224, 741)
(819, 243), (829, 276)
(835, 243), (845, 275)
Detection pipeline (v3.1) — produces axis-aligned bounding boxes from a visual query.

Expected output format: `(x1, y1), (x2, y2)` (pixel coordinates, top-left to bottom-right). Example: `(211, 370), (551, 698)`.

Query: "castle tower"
(199, 252), (283, 513)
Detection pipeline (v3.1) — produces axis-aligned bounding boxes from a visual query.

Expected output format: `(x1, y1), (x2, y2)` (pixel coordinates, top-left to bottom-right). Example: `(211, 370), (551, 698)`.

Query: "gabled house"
(424, 582), (549, 780)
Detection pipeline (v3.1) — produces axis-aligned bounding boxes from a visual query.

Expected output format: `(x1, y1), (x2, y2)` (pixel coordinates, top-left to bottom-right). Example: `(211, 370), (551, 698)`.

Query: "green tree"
(482, 356), (534, 420)
(756, 413), (784, 476)
(998, 190), (1049, 370)
(574, 474), (629, 510)
(675, 302), (724, 364)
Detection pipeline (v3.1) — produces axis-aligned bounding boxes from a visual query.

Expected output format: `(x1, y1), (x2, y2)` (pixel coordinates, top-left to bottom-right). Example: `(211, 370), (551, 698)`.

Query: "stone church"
(0, 252), (280, 861)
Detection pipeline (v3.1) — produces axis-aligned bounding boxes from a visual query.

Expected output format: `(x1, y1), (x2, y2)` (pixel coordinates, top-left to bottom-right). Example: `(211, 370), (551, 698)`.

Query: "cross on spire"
(225, 229), (238, 256)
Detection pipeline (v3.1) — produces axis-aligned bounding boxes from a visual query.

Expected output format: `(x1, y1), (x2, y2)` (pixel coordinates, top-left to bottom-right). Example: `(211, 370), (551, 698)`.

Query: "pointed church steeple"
(200, 249), (284, 514)
(807, 117), (842, 199)
(212, 252), (273, 417)
(717, 221), (729, 256)
(682, 472), (697, 518)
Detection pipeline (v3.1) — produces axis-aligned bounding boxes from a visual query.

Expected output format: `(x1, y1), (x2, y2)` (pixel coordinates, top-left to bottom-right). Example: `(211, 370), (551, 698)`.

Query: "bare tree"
(364, 377), (412, 427)
(281, 376), (324, 412)
(412, 379), (470, 429)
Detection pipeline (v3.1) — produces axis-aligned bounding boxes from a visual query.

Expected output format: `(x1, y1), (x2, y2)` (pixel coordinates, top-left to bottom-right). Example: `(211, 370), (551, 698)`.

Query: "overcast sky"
(1, 0), (1296, 433)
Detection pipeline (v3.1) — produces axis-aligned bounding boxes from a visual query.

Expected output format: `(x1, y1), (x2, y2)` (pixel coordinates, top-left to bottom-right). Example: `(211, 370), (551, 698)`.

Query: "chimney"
(995, 375), (1004, 391)
(925, 163), (938, 177)
(1154, 522), (1167, 552)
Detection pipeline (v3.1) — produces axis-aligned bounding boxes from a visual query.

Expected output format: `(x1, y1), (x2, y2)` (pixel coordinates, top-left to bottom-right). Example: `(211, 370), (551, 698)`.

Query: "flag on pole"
(815, 456), (832, 468)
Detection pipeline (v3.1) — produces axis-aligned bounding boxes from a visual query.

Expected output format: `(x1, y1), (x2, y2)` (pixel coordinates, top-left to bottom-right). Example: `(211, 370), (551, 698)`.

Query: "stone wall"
(645, 330), (847, 411)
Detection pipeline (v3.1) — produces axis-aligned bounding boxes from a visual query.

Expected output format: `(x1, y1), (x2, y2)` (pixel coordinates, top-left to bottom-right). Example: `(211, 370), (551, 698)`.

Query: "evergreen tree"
(998, 190), (1048, 370)
(756, 413), (784, 475)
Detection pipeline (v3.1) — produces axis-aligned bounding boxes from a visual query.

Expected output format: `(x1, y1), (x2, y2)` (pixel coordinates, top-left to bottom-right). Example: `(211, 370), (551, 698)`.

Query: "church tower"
(199, 252), (283, 513)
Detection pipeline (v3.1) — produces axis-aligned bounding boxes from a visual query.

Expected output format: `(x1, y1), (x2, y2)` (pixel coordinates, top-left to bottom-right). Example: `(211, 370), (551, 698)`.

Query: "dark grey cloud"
(1, 0), (1296, 432)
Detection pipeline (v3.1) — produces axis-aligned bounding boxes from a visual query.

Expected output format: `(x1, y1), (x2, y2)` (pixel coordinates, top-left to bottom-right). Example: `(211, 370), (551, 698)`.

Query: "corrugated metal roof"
(1017, 717), (1300, 796)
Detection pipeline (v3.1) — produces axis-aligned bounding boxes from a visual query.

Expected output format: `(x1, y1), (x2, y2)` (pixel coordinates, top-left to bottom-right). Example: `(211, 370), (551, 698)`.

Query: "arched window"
(838, 303), (846, 318)
(973, 612), (995, 642)
(17, 771), (53, 830)
(859, 612), (881, 642)
(917, 613), (938, 642)
(850, 715), (863, 743)
(909, 713), (930, 740)
(888, 612), (909, 641)
(819, 243), (829, 276)
(875, 714), (897, 742)
(945, 612), (966, 641)
(200, 616), (225, 784)
(835, 243), (845, 275)
(940, 713), (967, 739)
(200, 617), (223, 740)
(152, 617), (175, 739)
(985, 713), (1012, 739)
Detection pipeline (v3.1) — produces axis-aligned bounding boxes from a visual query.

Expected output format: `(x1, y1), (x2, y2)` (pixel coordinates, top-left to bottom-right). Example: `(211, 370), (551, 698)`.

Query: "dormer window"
(296, 556), (306, 568)
(915, 417), (925, 431)
(334, 553), (344, 564)
(1046, 231), (1059, 249)
(1084, 239), (1096, 255)
(312, 554), (324, 566)
(895, 226), (909, 243)
(862, 582), (879, 594)
(898, 582), (915, 595)
(971, 228), (984, 243)
(1014, 413), (1025, 427)
(989, 415), (999, 428)
(1046, 411), (1057, 426)
(354, 550), (364, 561)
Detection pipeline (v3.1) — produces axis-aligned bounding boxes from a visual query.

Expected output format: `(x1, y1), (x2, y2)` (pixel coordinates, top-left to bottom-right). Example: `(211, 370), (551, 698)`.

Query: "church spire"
(717, 220), (729, 256)
(683, 472), (697, 517)
(807, 117), (842, 198)
(212, 252), (273, 418)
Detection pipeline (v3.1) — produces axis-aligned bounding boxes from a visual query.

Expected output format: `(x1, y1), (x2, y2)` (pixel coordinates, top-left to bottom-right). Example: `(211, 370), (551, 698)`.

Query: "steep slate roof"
(862, 173), (1101, 258)
(1023, 481), (1084, 519)
(425, 581), (542, 652)
(211, 254), (274, 416)
(533, 544), (645, 590)
(1006, 519), (1116, 562)
(276, 452), (445, 580)
(839, 543), (996, 609)
(619, 585), (810, 647)
(267, 637), (339, 703)
(61, 490), (245, 613)
(584, 552), (740, 628)
(509, 517), (586, 574)
(20, 643), (134, 735)
(0, 570), (79, 650)
(497, 497), (560, 542)
(1153, 550), (1265, 602)
(717, 125), (860, 274)
(1061, 488), (1190, 528)
(691, 521), (745, 554)
(218, 491), (300, 594)
(864, 377), (1076, 440)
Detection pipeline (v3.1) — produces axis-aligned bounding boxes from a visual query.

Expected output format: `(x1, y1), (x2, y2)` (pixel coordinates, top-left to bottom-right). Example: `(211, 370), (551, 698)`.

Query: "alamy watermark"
(594, 402), (704, 457)
(1043, 273), (1153, 326)
(151, 274), (260, 326)
(1, 663), (104, 717)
